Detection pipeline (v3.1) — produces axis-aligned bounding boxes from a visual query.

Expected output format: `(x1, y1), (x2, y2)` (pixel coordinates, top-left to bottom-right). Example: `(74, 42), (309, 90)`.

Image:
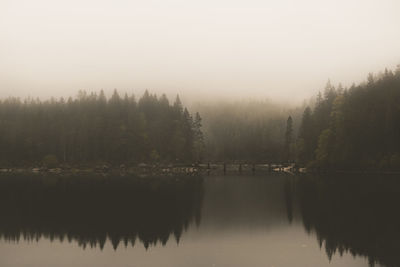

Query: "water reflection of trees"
(0, 174), (203, 250)
(296, 175), (400, 267)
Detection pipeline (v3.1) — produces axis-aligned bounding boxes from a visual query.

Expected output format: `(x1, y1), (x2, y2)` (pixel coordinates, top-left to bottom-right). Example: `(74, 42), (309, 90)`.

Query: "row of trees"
(0, 90), (204, 166)
(297, 67), (400, 170)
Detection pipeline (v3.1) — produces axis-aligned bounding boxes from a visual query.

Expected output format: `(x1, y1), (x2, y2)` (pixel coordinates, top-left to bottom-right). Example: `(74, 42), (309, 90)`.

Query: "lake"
(0, 173), (398, 267)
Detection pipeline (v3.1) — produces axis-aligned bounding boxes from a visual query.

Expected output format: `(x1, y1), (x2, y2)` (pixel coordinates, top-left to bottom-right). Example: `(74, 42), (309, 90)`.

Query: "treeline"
(0, 90), (204, 166)
(297, 67), (400, 170)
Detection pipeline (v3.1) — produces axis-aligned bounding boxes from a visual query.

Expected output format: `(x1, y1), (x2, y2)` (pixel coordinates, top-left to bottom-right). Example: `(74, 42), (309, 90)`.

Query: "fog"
(1, 0), (400, 103)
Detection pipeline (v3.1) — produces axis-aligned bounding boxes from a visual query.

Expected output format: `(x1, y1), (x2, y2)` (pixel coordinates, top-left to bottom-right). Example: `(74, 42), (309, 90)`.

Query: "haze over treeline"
(0, 66), (399, 171)
(195, 100), (303, 161)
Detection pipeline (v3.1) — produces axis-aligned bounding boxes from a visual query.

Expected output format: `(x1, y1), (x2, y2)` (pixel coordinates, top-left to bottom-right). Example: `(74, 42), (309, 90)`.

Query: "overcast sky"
(1, 0), (399, 103)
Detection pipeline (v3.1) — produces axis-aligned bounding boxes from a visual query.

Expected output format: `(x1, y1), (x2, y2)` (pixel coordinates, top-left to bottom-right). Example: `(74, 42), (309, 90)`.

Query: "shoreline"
(1, 163), (399, 176)
(0, 163), (290, 176)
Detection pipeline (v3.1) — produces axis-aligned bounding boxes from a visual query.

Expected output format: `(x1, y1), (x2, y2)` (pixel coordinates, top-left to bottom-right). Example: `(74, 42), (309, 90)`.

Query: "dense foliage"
(298, 67), (400, 170)
(0, 90), (204, 166)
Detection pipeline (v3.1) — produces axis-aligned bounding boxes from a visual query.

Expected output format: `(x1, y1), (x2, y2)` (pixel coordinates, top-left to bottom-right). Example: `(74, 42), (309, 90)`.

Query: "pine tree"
(193, 112), (205, 162)
(284, 116), (293, 162)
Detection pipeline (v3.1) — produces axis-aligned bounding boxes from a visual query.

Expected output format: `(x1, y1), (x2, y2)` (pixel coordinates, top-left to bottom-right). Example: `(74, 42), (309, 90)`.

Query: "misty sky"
(1, 0), (399, 103)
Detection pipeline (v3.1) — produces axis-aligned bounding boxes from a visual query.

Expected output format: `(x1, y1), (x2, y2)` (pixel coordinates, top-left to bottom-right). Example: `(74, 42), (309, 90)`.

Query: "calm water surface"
(0, 173), (398, 267)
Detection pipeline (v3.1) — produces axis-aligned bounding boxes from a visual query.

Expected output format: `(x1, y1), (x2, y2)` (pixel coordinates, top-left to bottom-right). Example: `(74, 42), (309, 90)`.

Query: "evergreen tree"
(284, 116), (293, 162)
(193, 112), (205, 162)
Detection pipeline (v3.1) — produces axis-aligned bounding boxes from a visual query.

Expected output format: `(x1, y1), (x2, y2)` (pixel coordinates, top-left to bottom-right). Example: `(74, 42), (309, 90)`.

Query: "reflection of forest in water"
(0, 174), (204, 250)
(1, 173), (399, 267)
(294, 174), (400, 267)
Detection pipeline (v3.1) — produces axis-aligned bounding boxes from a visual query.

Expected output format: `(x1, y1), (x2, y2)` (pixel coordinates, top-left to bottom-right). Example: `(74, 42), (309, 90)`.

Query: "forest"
(0, 90), (301, 167)
(0, 66), (399, 171)
(297, 67), (400, 171)
(0, 90), (204, 166)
